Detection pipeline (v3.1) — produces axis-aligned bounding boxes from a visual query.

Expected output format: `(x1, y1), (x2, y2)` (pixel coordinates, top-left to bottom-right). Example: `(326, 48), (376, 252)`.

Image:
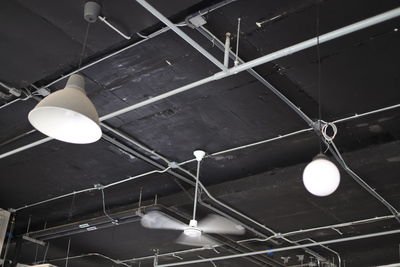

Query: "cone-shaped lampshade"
(28, 74), (102, 144)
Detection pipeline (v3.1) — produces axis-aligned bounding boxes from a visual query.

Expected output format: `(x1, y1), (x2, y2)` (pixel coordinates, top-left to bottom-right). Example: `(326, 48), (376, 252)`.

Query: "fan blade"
(198, 214), (245, 235)
(141, 211), (187, 231)
(176, 233), (219, 248)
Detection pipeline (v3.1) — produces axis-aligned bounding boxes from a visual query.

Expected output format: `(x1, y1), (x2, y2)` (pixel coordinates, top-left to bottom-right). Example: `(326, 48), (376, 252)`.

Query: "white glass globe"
(302, 156), (340, 196)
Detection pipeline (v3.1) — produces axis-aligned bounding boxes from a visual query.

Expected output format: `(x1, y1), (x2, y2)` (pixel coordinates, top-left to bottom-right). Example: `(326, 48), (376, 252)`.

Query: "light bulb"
(302, 155), (340, 196)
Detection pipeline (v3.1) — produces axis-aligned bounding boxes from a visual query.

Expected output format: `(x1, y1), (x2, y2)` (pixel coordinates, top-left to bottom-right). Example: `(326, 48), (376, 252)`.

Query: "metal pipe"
(179, 128), (313, 166)
(97, 5), (400, 122)
(13, 169), (166, 212)
(122, 213), (398, 264)
(183, 168), (327, 261)
(43, 253), (130, 267)
(156, 229), (400, 266)
(0, 136), (53, 160)
(42, 27), (170, 90)
(228, 7), (400, 76)
(122, 247), (209, 263)
(98, 16), (131, 40)
(197, 13), (400, 224)
(99, 73), (223, 121)
(2, 7), (399, 159)
(224, 33), (231, 67)
(332, 103), (400, 124)
(135, 0), (227, 71)
(35, 0), (234, 91)
(196, 25), (314, 126)
(293, 238), (341, 267)
(239, 213), (399, 243)
(34, 212), (400, 265)
(9, 101), (400, 211)
(328, 141), (400, 221)
(0, 95), (32, 110)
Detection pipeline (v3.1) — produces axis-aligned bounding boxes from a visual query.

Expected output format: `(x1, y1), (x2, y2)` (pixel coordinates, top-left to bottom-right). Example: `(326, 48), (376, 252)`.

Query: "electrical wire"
(321, 121), (337, 142)
(101, 189), (118, 224)
(316, 0), (323, 153)
(78, 22), (91, 69)
(65, 237), (71, 267)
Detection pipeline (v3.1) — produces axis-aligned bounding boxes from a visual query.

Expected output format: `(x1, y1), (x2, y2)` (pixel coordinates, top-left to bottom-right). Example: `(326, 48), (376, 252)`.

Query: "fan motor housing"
(184, 227), (201, 237)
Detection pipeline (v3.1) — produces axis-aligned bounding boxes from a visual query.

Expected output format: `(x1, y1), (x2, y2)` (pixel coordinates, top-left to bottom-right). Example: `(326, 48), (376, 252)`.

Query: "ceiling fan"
(141, 150), (245, 247)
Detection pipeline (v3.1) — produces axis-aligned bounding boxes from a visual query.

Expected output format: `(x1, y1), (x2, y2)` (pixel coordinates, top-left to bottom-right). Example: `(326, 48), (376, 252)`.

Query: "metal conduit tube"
(42, 26), (170, 90)
(1, 7), (399, 160)
(117, 213), (400, 264)
(135, 0), (227, 71)
(196, 25), (314, 126)
(293, 238), (342, 267)
(239, 213), (399, 243)
(328, 141), (400, 222)
(10, 102), (400, 212)
(178, 167), (328, 262)
(101, 123), (284, 248)
(101, 124), (325, 264)
(39, 0), (236, 90)
(79, 7), (400, 121)
(156, 229), (400, 267)
(98, 16), (131, 40)
(12, 169), (166, 212)
(43, 253), (130, 267)
(36, 213), (400, 265)
(197, 10), (400, 222)
(101, 131), (195, 187)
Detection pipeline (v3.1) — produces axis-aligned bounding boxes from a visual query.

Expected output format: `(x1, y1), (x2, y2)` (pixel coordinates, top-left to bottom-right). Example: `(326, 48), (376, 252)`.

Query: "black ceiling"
(1, 0), (400, 266)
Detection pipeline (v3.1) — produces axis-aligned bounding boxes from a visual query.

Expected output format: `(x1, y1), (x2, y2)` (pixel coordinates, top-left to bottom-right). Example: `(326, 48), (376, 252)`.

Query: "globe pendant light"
(28, 74), (102, 144)
(302, 154), (340, 197)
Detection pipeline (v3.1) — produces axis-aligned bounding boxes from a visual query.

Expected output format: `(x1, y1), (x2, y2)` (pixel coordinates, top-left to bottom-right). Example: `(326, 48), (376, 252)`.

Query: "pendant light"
(303, 154), (340, 197)
(302, 3), (340, 196)
(28, 2), (102, 144)
(28, 74), (102, 144)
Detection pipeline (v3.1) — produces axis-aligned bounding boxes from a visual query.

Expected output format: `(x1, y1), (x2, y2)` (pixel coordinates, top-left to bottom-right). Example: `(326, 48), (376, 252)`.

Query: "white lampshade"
(28, 74), (102, 144)
(302, 155), (340, 197)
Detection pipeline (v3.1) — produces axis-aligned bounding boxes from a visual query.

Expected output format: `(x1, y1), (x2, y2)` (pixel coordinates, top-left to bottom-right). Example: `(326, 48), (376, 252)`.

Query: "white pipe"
(0, 136), (53, 160)
(156, 229), (400, 266)
(229, 7), (400, 75)
(3, 100), (400, 209)
(95, 6), (400, 122)
(223, 33), (231, 67)
(135, 0), (227, 71)
(41, 253), (130, 267)
(43, 27), (169, 89)
(98, 16), (131, 40)
(1, 7), (399, 160)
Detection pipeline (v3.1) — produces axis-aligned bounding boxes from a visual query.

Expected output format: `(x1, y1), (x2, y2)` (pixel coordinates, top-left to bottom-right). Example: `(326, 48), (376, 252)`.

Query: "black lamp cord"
(78, 22), (91, 69)
(316, 1), (323, 153)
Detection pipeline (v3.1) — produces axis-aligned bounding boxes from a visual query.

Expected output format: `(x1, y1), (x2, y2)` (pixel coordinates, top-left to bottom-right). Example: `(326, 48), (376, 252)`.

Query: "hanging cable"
(65, 237), (71, 267)
(316, 0), (323, 153)
(78, 22), (91, 69)
(321, 121), (338, 143)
